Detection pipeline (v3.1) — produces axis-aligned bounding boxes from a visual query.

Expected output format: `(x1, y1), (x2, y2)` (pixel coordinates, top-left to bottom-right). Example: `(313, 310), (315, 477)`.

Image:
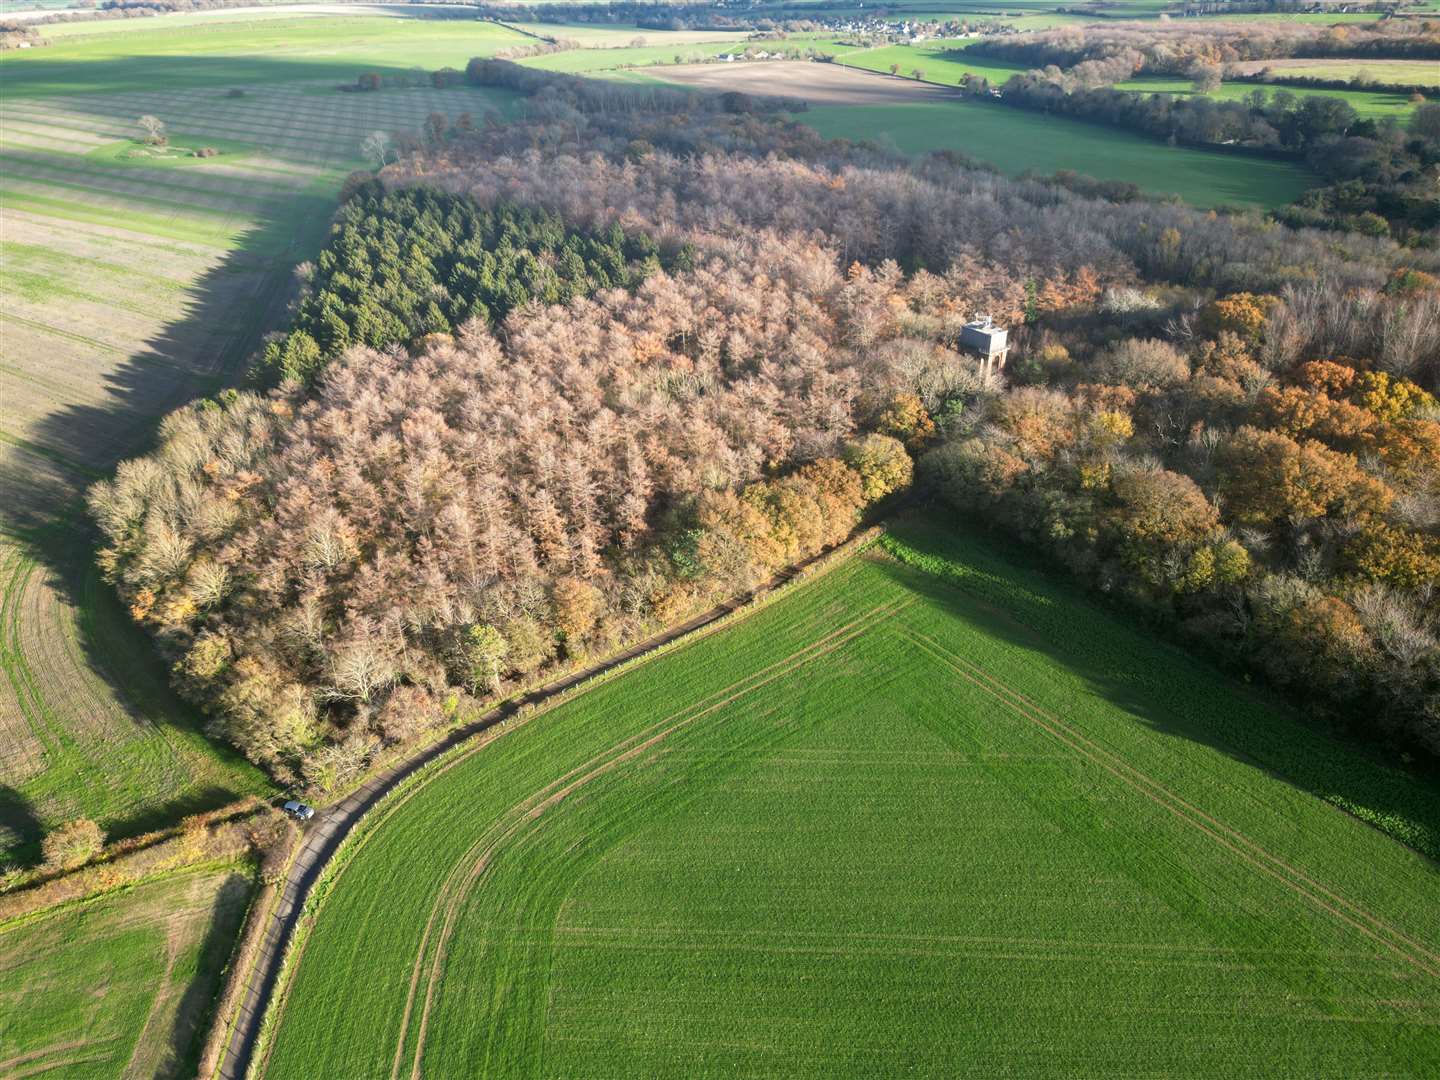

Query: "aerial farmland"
(1, 2), (1438, 1077)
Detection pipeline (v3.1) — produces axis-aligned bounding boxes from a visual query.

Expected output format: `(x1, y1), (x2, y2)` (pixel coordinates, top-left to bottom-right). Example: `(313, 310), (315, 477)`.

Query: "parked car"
(283, 800), (315, 822)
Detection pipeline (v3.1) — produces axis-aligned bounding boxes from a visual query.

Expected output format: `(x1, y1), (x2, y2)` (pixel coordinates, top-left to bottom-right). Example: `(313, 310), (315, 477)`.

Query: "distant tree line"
(465, 57), (806, 114)
(967, 20), (1440, 73)
(1233, 69), (1436, 98)
(993, 73), (1440, 238)
(1001, 70), (1365, 149)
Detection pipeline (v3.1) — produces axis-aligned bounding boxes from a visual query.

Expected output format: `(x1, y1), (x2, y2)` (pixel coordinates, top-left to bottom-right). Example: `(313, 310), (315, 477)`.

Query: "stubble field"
(254, 522), (1440, 1079)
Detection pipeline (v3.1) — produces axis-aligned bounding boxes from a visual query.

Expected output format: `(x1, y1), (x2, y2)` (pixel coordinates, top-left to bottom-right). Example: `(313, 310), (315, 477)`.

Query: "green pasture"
(1117, 76), (1426, 119)
(838, 41), (1027, 85)
(506, 22), (756, 46)
(830, 0), (1080, 12)
(894, 9), (1095, 24)
(0, 16), (530, 97)
(0, 866), (252, 1078)
(257, 521), (1440, 1079)
(798, 99), (1315, 207)
(36, 8), (410, 37)
(521, 40), (754, 72)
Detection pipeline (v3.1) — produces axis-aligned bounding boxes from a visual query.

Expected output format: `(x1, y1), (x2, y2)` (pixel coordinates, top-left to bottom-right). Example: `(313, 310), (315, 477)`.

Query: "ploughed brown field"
(657, 60), (963, 106)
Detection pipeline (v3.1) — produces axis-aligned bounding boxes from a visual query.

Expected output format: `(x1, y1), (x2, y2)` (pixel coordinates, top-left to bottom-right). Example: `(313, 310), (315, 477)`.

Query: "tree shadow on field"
(5, 22), (494, 99)
(1, 54), (525, 854)
(872, 513), (1440, 870)
(162, 871), (253, 1079)
(0, 155), (335, 852)
(0, 786), (44, 864)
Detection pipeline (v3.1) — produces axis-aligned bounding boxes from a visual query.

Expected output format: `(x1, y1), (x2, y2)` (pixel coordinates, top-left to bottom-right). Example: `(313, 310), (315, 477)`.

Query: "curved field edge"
(242, 530), (883, 1079)
(880, 517), (1440, 860)
(255, 521), (1440, 1078)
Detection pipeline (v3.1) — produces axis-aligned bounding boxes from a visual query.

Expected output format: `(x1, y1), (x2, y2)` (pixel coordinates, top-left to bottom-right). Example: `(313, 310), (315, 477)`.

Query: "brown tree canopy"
(91, 237), (988, 782)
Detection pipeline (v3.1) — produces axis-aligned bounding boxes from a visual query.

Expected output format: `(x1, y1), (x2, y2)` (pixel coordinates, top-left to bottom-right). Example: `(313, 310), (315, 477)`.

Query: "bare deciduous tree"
(361, 130), (392, 169)
(137, 114), (166, 145)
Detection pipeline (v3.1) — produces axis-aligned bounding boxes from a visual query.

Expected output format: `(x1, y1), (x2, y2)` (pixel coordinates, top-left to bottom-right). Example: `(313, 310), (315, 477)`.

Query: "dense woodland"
(257, 187), (673, 385)
(93, 68), (1440, 794)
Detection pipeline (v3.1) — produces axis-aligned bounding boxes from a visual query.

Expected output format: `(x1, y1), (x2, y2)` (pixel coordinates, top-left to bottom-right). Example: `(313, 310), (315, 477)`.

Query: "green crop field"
(1116, 77), (1426, 120)
(0, 865), (252, 1078)
(522, 40), (761, 72)
(799, 100), (1315, 207)
(0, 13), (528, 863)
(255, 521), (1440, 1078)
(838, 41), (1028, 87)
(1, 17), (529, 96)
(507, 22), (757, 46)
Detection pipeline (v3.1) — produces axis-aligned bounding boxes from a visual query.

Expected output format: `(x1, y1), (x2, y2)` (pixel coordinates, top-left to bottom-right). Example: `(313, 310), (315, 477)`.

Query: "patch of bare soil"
(656, 60), (961, 106)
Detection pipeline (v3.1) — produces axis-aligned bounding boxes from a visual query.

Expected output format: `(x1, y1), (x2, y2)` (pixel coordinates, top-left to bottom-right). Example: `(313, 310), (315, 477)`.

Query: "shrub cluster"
(967, 20), (1440, 73)
(1, 801), (286, 920)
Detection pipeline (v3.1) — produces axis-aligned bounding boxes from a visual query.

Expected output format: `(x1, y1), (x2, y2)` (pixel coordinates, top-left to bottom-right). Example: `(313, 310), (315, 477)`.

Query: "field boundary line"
(901, 628), (1440, 979)
(397, 597), (914, 1079)
(236, 528), (883, 1080)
